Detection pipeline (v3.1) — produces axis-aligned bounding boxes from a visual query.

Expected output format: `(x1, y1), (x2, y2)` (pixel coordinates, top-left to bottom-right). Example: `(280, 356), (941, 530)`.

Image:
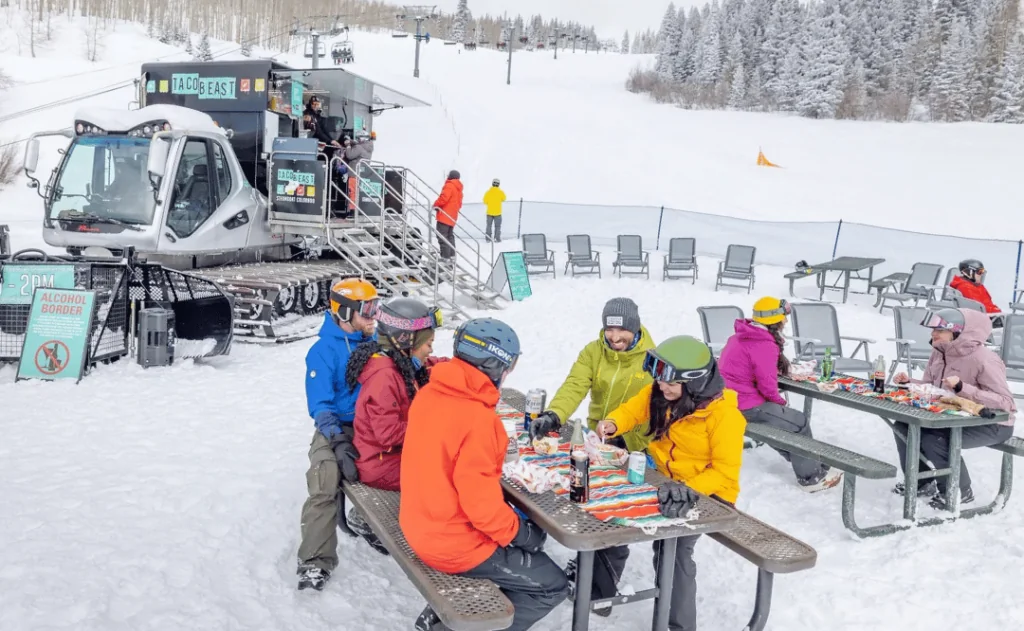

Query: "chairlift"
(332, 41), (354, 64)
(303, 40), (327, 58)
(518, 36), (528, 44)
(497, 41), (507, 49)
(536, 42), (545, 49)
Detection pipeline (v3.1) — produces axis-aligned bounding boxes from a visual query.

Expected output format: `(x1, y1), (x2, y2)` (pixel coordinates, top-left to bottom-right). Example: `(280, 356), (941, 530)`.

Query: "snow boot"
(415, 605), (452, 630)
(798, 467), (843, 493)
(564, 559), (613, 618)
(297, 565), (331, 591)
(347, 509), (391, 557)
(928, 487), (975, 510)
(892, 480), (939, 498)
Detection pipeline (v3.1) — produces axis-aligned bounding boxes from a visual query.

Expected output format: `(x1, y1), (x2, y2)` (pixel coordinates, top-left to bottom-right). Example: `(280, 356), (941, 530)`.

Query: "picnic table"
(785, 256), (886, 303)
(778, 375), (1015, 537)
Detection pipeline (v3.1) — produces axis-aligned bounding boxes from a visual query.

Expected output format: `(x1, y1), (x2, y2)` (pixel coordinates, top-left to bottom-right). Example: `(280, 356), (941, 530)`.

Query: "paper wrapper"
(503, 460), (569, 494)
(939, 395), (985, 416)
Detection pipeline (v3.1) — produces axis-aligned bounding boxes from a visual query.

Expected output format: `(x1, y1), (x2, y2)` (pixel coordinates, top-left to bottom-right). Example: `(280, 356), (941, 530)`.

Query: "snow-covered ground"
(2, 12), (1023, 631)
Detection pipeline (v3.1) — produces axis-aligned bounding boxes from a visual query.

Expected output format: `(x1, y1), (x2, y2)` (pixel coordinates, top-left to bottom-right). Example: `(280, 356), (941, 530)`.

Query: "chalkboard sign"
(17, 288), (97, 384)
(271, 157), (325, 216)
(486, 252), (533, 301)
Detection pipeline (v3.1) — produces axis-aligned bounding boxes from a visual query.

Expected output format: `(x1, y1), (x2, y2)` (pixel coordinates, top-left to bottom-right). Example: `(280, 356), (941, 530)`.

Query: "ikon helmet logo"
(486, 342), (514, 364)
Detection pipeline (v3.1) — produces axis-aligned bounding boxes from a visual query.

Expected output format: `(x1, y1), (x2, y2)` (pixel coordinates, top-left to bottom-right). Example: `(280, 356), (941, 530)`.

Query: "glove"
(528, 411), (561, 440)
(510, 515), (547, 554)
(979, 407), (998, 419)
(330, 432), (360, 483)
(657, 481), (698, 518)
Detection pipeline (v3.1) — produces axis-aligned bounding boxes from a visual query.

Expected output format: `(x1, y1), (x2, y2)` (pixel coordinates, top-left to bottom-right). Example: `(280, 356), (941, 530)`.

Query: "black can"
(569, 449), (590, 504)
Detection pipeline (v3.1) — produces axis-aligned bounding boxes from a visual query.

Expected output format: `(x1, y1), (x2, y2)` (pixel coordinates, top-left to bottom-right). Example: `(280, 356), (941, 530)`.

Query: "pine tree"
(930, 17), (973, 121)
(726, 31), (746, 107)
(197, 32), (213, 62)
(673, 10), (699, 82)
(453, 0), (472, 44)
(693, 2), (722, 85)
(184, 34), (194, 56)
(796, 0), (849, 118)
(748, 65), (764, 110)
(655, 3), (680, 77)
(839, 57), (869, 118)
(622, 30), (630, 54)
(989, 33), (1024, 122)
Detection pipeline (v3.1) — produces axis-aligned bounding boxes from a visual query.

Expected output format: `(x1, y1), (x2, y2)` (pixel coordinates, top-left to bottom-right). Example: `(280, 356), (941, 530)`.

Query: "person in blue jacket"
(297, 278), (379, 592)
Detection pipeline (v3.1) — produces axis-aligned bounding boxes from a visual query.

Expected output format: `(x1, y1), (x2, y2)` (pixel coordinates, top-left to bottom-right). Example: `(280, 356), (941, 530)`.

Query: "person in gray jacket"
(343, 132), (375, 213)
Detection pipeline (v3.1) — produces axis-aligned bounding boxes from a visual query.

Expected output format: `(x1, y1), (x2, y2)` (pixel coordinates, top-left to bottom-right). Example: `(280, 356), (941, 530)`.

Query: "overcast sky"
(432, 0), (702, 39)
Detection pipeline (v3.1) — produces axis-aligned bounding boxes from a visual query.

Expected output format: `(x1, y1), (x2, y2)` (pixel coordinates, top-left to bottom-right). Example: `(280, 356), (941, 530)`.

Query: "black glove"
(657, 481), (698, 518)
(330, 433), (360, 483)
(510, 515), (547, 553)
(528, 411), (561, 440)
(979, 407), (998, 419)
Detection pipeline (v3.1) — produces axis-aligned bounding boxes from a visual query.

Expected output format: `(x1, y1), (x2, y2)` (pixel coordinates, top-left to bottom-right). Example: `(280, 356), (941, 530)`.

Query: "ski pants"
(892, 421), (1013, 494)
(458, 545), (569, 631)
(436, 221), (456, 260)
(588, 536), (700, 631)
(486, 215), (502, 241)
(297, 426), (350, 571)
(742, 402), (827, 482)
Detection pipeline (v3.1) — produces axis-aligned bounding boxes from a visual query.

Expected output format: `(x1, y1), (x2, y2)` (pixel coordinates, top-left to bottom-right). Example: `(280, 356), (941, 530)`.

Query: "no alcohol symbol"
(34, 340), (70, 375)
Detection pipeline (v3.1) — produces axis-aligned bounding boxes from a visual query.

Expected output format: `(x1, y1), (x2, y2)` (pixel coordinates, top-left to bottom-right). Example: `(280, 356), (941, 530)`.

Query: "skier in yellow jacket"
(482, 178), (506, 242)
(528, 297), (655, 452)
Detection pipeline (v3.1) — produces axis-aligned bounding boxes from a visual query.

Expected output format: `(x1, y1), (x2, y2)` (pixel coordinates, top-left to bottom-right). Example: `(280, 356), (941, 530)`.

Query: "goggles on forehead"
(375, 305), (443, 331)
(920, 311), (964, 333)
(642, 350), (710, 384)
(752, 299), (792, 321)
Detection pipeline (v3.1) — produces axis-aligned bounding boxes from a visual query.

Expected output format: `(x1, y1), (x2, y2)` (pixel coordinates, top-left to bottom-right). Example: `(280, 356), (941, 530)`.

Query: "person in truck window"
(950, 259), (1004, 327)
(891, 308), (1016, 509)
(304, 96), (340, 148)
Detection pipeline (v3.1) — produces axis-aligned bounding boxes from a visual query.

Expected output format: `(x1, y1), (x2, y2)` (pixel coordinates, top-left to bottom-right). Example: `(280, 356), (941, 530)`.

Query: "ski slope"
(1, 13), (1023, 631)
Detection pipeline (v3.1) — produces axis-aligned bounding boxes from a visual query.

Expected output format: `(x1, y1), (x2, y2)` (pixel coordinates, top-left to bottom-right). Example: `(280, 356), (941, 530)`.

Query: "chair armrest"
(886, 337), (919, 345)
(842, 335), (877, 344)
(718, 260), (725, 272)
(546, 249), (555, 260)
(642, 251), (650, 262)
(789, 336), (822, 344)
(594, 251), (601, 262)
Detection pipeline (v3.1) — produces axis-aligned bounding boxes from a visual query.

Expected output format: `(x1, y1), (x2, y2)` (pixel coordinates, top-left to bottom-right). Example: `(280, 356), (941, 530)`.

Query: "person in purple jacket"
(891, 308), (1016, 509)
(719, 297), (843, 492)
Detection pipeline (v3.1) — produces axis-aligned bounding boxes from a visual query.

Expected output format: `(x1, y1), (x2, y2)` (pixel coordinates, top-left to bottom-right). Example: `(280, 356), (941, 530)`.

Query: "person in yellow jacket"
(482, 178), (506, 242)
(587, 335), (746, 628)
(528, 297), (655, 452)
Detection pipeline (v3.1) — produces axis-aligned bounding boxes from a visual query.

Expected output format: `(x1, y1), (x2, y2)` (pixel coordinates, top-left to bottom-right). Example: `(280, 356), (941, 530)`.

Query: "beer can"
(524, 388), (547, 433)
(627, 451), (647, 485)
(569, 448), (590, 503)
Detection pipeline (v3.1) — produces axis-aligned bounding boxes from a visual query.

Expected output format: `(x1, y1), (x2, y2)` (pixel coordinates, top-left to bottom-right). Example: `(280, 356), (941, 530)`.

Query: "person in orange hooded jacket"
(433, 170), (463, 261)
(400, 318), (568, 631)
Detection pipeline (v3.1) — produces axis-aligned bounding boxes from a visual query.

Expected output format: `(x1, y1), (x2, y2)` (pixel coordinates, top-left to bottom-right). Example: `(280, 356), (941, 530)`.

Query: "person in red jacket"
(346, 297), (447, 492)
(433, 170), (464, 262)
(950, 259), (1003, 326)
(400, 318), (568, 631)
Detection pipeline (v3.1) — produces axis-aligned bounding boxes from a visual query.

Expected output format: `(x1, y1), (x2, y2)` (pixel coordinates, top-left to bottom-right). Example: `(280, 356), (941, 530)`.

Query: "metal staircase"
(269, 155), (507, 327)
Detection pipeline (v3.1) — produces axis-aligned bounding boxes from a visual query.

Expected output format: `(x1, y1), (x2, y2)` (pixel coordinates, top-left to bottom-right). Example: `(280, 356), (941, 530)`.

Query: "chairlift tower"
(502, 20), (515, 85)
(294, 27), (324, 69)
(397, 5), (437, 78)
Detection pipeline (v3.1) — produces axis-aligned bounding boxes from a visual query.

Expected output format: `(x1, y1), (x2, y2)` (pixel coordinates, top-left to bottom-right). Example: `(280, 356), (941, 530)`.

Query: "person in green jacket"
(529, 297), (655, 452)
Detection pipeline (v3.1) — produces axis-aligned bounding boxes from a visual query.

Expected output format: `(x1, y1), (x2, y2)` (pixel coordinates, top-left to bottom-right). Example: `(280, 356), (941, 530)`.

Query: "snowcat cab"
(21, 59), (430, 348)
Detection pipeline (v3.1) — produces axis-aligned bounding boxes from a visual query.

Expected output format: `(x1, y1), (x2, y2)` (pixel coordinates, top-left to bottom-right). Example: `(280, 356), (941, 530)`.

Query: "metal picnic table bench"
(499, 390), (817, 631)
(777, 375), (1024, 537)
(785, 257), (886, 303)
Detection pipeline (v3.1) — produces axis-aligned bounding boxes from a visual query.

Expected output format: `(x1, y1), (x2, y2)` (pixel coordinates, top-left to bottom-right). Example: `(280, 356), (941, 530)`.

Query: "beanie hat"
(602, 297), (641, 335)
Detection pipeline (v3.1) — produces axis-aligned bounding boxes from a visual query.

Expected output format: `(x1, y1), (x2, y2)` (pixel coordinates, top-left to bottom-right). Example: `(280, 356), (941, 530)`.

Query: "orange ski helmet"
(329, 278), (380, 321)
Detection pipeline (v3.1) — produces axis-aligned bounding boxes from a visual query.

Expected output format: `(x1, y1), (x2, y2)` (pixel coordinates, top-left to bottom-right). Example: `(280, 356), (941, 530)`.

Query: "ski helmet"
(375, 298), (442, 351)
(448, 169), (461, 180)
(330, 278), (380, 322)
(920, 308), (965, 335)
(492, 178), (500, 187)
(643, 336), (714, 385)
(959, 259), (985, 281)
(752, 296), (791, 326)
(453, 317), (521, 385)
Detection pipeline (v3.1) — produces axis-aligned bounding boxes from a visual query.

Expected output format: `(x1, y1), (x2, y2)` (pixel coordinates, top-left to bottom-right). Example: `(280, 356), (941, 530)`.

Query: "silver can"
(627, 451), (647, 485)
(524, 388), (547, 432)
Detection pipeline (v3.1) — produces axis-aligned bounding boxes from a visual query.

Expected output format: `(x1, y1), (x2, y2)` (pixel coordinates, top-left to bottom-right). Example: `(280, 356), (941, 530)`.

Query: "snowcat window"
(48, 136), (155, 225)
(212, 142), (232, 206)
(166, 139), (215, 238)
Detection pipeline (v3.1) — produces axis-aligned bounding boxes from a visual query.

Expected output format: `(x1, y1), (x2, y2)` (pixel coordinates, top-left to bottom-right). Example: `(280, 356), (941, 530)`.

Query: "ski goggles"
(920, 310), (964, 333)
(331, 291), (380, 319)
(643, 350), (710, 384)
(752, 299), (791, 321)
(375, 305), (443, 331)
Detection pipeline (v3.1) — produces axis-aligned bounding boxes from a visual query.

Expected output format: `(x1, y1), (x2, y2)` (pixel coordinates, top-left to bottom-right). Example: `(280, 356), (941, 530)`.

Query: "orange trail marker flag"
(757, 148), (781, 168)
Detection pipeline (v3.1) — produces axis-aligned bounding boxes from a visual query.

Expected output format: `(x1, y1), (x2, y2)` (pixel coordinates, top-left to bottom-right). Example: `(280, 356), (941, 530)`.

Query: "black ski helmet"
(375, 298), (442, 351)
(453, 317), (520, 385)
(448, 169), (461, 180)
(959, 259), (985, 280)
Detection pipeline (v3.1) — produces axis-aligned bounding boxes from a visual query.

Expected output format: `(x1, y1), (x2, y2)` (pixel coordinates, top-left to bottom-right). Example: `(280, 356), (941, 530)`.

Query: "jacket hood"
(448, 180), (464, 192)
(688, 356), (726, 402)
(732, 319), (775, 343)
(358, 354), (396, 386)
(934, 309), (992, 358)
(318, 312), (374, 344)
(428, 357), (500, 407)
(597, 325), (654, 363)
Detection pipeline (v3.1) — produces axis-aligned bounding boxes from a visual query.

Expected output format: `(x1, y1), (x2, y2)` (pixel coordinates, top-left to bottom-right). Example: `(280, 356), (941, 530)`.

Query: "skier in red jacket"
(950, 259), (1003, 326)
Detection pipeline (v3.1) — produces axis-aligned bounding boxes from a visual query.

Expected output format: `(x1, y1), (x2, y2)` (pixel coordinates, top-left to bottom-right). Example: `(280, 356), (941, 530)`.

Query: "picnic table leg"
(903, 425), (922, 522)
(651, 538), (679, 631)
(571, 551), (595, 631)
(745, 569), (775, 631)
(817, 272), (826, 301)
(945, 427), (964, 514)
(802, 395), (814, 421)
(788, 276), (797, 298)
(842, 271), (852, 303)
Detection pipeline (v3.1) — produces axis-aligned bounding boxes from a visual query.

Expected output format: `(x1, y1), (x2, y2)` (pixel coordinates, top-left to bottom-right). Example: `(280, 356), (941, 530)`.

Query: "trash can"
(137, 307), (175, 368)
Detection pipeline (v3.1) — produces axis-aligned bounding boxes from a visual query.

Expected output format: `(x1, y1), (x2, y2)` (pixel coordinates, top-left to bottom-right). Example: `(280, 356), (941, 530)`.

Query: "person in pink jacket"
(719, 296), (843, 492)
(891, 307), (1016, 509)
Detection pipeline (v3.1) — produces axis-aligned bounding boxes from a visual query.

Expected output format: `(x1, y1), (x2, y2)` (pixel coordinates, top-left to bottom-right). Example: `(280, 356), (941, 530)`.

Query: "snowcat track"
(190, 260), (360, 343)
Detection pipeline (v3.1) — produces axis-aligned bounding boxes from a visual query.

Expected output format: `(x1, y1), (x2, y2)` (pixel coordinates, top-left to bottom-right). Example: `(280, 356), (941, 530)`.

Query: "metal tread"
(990, 436), (1024, 457)
(744, 422), (897, 479)
(708, 509), (818, 575)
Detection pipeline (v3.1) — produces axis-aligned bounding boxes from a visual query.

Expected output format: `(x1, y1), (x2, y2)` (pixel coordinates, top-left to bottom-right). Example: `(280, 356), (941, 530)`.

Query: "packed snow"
(1, 12), (1023, 631)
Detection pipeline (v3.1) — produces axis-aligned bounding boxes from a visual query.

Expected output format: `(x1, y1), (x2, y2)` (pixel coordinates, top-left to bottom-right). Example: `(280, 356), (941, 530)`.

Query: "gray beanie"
(602, 297), (641, 335)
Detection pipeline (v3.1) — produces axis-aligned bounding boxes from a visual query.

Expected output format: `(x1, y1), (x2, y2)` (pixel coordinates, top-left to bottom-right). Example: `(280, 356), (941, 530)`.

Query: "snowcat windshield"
(48, 136), (156, 226)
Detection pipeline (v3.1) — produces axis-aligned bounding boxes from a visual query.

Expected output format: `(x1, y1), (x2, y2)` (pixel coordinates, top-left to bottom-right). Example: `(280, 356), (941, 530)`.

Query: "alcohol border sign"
(16, 288), (97, 384)
(485, 251), (533, 301)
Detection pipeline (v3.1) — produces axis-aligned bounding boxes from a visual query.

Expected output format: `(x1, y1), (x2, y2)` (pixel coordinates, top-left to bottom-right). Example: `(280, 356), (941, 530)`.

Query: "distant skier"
(433, 170), (464, 262)
(483, 178), (506, 242)
(950, 259), (1003, 327)
(296, 278), (380, 592)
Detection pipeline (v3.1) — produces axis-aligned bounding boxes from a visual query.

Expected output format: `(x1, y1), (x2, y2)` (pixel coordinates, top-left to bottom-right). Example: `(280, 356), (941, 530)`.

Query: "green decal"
(0, 264), (77, 305)
(197, 77), (236, 100)
(353, 116), (364, 133)
(171, 73), (201, 95)
(146, 80), (156, 93)
(16, 288), (97, 384)
(359, 180), (383, 197)
(277, 169), (316, 186)
(291, 82), (304, 115)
